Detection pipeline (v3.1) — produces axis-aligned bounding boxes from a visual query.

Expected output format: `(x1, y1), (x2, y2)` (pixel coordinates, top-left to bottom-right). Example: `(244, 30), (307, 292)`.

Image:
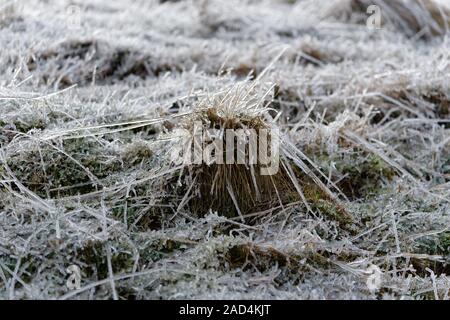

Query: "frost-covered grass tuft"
(0, 0), (449, 300)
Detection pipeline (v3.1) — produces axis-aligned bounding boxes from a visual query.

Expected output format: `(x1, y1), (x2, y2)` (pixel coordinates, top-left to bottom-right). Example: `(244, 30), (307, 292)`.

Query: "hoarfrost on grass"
(0, 0), (449, 300)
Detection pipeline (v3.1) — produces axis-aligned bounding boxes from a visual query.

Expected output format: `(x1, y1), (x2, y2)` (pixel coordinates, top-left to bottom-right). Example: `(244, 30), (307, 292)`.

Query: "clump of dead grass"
(160, 82), (294, 220)
(157, 80), (357, 232)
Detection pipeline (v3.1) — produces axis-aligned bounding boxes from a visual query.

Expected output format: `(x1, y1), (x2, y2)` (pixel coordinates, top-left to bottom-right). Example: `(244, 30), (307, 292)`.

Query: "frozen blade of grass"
(378, 93), (425, 118)
(390, 210), (401, 254)
(249, 165), (261, 201)
(58, 268), (197, 300)
(281, 157), (314, 215)
(343, 130), (417, 180)
(105, 242), (118, 300)
(58, 165), (184, 201)
(1, 157), (53, 212)
(282, 140), (349, 201)
(42, 112), (190, 141)
(0, 261), (32, 298)
(172, 176), (197, 220)
(0, 84), (77, 101)
(226, 182), (245, 223)
(381, 253), (445, 262)
(286, 145), (349, 211)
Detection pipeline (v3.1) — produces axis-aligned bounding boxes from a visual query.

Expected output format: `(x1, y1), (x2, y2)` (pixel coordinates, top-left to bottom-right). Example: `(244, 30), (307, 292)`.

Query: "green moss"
(121, 141), (153, 167)
(14, 118), (47, 133)
(110, 184), (177, 231)
(138, 238), (188, 263)
(224, 243), (303, 285)
(440, 233), (450, 253)
(223, 243), (335, 287)
(116, 286), (138, 300)
(0, 251), (66, 289)
(0, 116), (47, 133)
(226, 244), (292, 270)
(73, 241), (134, 279)
(7, 138), (123, 197)
(315, 153), (396, 200)
(415, 232), (450, 257)
(340, 154), (395, 198)
(442, 159), (450, 179)
(411, 231), (450, 276)
(415, 291), (437, 300)
(1, 254), (36, 284)
(302, 181), (357, 234)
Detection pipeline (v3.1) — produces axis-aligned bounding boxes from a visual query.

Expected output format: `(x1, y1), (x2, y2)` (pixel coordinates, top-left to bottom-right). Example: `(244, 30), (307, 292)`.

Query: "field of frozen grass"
(0, 0), (449, 299)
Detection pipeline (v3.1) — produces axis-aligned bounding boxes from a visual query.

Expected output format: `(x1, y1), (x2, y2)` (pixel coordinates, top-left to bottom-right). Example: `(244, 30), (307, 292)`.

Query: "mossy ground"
(1, 0), (450, 300)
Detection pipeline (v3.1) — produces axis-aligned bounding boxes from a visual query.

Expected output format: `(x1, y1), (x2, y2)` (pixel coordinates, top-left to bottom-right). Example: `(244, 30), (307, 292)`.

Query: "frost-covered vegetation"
(0, 0), (449, 300)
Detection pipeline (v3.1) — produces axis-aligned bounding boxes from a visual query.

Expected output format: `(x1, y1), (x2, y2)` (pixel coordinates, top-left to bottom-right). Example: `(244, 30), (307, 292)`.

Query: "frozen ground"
(0, 0), (449, 299)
